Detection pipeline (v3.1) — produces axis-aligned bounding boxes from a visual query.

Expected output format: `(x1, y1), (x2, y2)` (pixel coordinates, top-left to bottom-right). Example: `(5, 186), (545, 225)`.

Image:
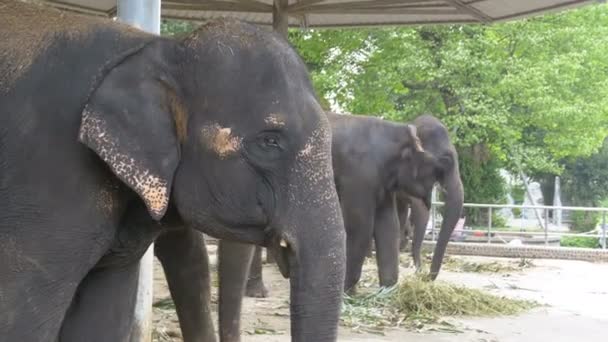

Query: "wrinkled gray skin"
(0, 3), (345, 341)
(157, 114), (464, 341)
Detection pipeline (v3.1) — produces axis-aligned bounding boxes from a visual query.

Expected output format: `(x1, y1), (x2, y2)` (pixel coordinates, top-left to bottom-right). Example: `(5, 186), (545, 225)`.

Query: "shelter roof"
(43, 0), (594, 27)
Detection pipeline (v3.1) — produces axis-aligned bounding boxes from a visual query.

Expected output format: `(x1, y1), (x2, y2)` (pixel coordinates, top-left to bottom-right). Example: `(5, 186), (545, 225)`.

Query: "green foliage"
(510, 185), (526, 204)
(290, 4), (608, 191)
(160, 19), (196, 37)
(570, 211), (600, 233)
(560, 139), (608, 207)
(457, 147), (505, 224)
(560, 236), (600, 249)
(492, 213), (507, 229)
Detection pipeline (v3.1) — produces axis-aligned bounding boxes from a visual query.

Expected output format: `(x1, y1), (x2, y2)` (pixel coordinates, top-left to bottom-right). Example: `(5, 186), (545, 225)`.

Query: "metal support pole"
(273, 0), (289, 38)
(431, 186), (437, 241)
(544, 208), (549, 246)
(602, 212), (607, 249)
(487, 207), (492, 243)
(116, 1), (161, 341)
(117, 0), (161, 34)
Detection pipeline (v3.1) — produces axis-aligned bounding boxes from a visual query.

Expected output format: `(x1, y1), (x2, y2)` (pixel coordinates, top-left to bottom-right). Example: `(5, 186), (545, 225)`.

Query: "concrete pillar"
(553, 176), (562, 228)
(116, 1), (161, 342)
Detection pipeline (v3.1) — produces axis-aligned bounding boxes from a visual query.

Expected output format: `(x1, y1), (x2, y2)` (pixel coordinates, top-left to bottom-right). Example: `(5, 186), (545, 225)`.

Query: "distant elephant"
(0, 2), (346, 342)
(333, 113), (464, 289)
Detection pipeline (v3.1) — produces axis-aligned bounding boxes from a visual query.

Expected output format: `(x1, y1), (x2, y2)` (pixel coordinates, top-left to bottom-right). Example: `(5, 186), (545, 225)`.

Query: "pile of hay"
(341, 275), (538, 333)
(441, 256), (535, 274)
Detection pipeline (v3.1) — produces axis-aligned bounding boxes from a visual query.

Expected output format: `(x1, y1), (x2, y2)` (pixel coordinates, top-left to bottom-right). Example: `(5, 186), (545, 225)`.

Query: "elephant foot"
(245, 278), (269, 298)
(399, 240), (409, 252)
(344, 284), (358, 296)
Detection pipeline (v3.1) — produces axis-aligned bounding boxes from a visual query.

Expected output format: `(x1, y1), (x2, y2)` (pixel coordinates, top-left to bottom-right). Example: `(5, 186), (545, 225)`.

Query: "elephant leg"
(341, 188), (376, 293)
(59, 262), (140, 342)
(245, 246), (269, 298)
(399, 216), (411, 252)
(155, 228), (216, 342)
(410, 197), (431, 270)
(396, 196), (411, 252)
(265, 247), (276, 264)
(218, 240), (255, 342)
(373, 195), (401, 288)
(0, 254), (96, 341)
(366, 240), (374, 258)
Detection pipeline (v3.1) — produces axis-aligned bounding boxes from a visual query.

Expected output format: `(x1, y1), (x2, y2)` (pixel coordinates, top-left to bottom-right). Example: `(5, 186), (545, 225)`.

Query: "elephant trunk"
(429, 165), (464, 280)
(269, 188), (345, 342)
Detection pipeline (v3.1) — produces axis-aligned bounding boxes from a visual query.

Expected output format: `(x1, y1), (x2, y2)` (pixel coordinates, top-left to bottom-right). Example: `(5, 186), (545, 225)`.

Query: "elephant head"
(395, 115), (464, 280)
(78, 20), (345, 341)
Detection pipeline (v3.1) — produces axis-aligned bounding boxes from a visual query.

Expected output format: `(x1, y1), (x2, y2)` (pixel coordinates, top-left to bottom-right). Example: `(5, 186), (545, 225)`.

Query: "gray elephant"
(0, 2), (346, 341)
(240, 113), (463, 293)
(154, 113), (463, 341)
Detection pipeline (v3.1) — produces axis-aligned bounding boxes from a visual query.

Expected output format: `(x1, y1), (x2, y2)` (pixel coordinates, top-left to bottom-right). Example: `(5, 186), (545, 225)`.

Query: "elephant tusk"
(280, 238), (288, 248)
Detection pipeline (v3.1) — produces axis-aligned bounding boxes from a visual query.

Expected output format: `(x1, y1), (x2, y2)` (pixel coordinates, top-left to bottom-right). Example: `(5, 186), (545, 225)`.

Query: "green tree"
(289, 4), (608, 204)
(161, 19), (196, 37)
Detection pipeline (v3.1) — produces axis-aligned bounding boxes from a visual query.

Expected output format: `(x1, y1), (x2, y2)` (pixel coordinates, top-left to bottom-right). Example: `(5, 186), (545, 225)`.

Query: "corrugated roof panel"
(41, 0), (596, 26)
(470, 0), (591, 20)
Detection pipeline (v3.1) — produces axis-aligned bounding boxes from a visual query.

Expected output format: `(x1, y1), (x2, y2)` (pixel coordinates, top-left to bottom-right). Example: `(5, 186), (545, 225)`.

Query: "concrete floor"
(154, 251), (608, 342)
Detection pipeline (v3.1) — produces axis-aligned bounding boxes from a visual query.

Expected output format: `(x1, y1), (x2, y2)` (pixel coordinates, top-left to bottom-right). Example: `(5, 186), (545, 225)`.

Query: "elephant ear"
(406, 124), (425, 153)
(79, 53), (185, 220)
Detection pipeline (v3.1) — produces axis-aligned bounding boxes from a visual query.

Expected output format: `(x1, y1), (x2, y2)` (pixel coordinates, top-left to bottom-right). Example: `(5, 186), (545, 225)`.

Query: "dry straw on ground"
(341, 275), (539, 334)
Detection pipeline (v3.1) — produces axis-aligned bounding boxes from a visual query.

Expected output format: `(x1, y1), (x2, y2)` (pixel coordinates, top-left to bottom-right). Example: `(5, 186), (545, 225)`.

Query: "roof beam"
(162, 0), (272, 12)
(235, 0), (273, 6)
(41, 0), (111, 16)
(287, 0), (326, 12)
(163, 0), (272, 12)
(444, 0), (493, 22)
(289, 0), (443, 12)
(293, 7), (461, 15)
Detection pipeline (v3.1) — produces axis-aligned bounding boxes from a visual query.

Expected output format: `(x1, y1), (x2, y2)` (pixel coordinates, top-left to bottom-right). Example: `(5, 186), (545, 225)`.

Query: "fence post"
(487, 207), (492, 243)
(602, 211), (607, 250)
(520, 204), (525, 232)
(544, 208), (549, 246)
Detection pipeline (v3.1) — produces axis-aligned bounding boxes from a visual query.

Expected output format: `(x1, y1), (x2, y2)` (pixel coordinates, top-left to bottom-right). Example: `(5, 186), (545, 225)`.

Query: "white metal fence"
(429, 202), (608, 249)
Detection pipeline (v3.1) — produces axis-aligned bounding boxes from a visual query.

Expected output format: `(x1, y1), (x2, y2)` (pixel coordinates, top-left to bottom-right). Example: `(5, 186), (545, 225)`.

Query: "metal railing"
(429, 202), (608, 249)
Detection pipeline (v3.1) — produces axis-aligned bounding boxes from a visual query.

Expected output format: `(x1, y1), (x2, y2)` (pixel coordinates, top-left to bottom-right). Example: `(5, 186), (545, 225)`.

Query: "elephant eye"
(264, 136), (280, 148)
(246, 131), (286, 164)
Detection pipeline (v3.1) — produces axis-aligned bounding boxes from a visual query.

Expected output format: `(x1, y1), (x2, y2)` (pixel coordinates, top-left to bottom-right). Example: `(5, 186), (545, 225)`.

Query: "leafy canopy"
(289, 4), (608, 176)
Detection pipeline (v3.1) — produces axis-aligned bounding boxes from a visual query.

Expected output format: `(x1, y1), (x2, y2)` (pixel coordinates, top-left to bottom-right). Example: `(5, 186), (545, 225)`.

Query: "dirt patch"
(153, 246), (608, 341)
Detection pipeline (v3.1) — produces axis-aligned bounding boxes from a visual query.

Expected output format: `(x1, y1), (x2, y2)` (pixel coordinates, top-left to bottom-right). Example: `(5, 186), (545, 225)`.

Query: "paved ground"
(153, 248), (608, 342)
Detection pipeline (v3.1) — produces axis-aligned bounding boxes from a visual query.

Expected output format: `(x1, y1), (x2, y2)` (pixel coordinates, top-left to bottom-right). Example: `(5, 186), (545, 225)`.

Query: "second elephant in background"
(331, 113), (464, 289)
